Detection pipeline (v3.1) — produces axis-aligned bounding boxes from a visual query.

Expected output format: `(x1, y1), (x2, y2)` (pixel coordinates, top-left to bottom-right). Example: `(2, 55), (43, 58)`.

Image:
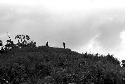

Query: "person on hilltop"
(0, 40), (2, 46)
(46, 41), (49, 47)
(63, 42), (65, 49)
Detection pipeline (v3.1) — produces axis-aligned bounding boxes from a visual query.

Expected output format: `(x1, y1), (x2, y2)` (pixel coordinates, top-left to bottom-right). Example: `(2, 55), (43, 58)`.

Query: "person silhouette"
(63, 42), (65, 49)
(46, 41), (49, 47)
(0, 40), (2, 46)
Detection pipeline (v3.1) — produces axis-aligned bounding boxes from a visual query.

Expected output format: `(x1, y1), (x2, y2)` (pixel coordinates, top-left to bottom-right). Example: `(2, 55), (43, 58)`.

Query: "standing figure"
(63, 42), (65, 49)
(46, 41), (49, 47)
(0, 40), (2, 46)
(0, 40), (3, 53)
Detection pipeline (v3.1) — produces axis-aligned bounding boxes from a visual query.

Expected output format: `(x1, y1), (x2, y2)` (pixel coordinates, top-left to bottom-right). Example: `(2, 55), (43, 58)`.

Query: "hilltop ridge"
(0, 34), (124, 84)
(0, 45), (123, 84)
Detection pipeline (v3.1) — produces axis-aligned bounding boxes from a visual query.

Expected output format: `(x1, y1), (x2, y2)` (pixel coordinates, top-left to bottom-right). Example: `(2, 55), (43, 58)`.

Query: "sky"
(0, 0), (125, 61)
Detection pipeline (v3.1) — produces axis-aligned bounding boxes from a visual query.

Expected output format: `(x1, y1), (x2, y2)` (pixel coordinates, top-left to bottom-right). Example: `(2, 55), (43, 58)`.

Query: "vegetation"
(0, 34), (124, 84)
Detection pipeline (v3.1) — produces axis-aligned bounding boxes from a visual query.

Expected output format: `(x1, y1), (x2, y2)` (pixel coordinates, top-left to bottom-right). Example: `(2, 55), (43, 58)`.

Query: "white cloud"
(77, 30), (125, 61)
(0, 0), (125, 13)
(112, 30), (125, 61)
(0, 0), (125, 61)
(76, 34), (110, 55)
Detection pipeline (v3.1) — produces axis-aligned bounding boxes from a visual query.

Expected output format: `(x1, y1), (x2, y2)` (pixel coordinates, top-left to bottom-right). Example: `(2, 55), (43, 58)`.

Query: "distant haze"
(0, 0), (125, 61)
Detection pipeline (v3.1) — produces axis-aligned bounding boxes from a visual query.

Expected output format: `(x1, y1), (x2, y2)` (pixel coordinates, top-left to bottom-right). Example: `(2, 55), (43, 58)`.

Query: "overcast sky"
(0, 0), (125, 61)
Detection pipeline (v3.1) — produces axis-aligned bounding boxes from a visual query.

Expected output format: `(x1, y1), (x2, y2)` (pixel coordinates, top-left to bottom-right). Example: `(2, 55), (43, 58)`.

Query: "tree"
(5, 39), (15, 50)
(15, 34), (36, 48)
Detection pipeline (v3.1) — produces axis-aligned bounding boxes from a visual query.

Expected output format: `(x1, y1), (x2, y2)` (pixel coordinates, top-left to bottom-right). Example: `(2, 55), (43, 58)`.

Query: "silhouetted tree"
(16, 34), (29, 43)
(15, 34), (35, 48)
(27, 41), (36, 48)
(5, 39), (15, 50)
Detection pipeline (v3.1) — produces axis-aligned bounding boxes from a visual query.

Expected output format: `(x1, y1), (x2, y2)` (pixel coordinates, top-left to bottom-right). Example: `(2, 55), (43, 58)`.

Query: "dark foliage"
(0, 34), (124, 84)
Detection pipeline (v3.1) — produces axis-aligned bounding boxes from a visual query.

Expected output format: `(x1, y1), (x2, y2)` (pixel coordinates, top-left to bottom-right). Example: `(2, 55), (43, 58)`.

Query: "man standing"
(63, 42), (65, 49)
(0, 40), (2, 46)
(46, 41), (49, 47)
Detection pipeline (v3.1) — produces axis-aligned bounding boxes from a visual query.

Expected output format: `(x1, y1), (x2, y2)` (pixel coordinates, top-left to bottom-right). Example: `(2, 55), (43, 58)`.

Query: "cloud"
(95, 11), (125, 50)
(76, 34), (110, 54)
(0, 5), (125, 62)
(96, 21), (124, 49)
(111, 30), (125, 61)
(0, 5), (97, 48)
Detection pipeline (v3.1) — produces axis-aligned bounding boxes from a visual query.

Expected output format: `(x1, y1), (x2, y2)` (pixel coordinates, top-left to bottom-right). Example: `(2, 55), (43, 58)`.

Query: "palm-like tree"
(15, 34), (36, 48)
(15, 34), (30, 47)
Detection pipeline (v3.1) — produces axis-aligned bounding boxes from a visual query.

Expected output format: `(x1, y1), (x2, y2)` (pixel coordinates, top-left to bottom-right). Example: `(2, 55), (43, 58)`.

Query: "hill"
(0, 46), (124, 84)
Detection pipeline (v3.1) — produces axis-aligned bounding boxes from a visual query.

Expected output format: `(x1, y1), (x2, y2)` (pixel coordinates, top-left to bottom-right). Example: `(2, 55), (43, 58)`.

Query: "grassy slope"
(0, 46), (123, 84)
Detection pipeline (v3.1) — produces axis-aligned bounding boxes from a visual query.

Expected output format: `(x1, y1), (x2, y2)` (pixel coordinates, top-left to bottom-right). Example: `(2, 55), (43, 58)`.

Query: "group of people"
(46, 41), (66, 49)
